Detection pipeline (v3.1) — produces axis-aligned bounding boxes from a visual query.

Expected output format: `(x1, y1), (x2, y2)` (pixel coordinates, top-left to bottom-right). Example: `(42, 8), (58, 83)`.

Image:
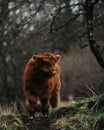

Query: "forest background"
(0, 0), (104, 103)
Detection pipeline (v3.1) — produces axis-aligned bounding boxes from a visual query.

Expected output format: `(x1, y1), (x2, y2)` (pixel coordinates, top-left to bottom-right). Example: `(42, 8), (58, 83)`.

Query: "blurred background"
(0, 0), (104, 103)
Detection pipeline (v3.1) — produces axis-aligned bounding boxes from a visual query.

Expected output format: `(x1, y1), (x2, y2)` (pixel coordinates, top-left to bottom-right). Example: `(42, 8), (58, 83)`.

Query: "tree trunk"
(85, 0), (104, 69)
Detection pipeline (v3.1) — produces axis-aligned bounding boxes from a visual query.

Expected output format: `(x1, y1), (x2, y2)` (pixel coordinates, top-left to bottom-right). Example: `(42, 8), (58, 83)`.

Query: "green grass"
(50, 94), (104, 130)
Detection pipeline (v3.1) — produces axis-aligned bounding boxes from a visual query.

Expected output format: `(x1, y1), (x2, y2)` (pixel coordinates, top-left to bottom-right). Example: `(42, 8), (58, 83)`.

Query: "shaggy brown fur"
(23, 52), (61, 117)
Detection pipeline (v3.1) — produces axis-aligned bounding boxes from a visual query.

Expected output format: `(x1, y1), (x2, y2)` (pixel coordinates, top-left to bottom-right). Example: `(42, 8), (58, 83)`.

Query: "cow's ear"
(55, 55), (61, 62)
(32, 55), (43, 63)
(32, 55), (37, 61)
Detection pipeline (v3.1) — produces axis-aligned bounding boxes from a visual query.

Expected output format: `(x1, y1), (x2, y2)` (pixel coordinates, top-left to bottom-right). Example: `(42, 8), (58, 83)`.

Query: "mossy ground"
(0, 94), (104, 130)
(50, 94), (104, 130)
(0, 115), (27, 130)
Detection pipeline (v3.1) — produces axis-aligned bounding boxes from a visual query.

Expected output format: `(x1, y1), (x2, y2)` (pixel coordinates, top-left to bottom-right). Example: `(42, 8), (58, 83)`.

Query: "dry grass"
(0, 100), (27, 130)
(0, 100), (26, 115)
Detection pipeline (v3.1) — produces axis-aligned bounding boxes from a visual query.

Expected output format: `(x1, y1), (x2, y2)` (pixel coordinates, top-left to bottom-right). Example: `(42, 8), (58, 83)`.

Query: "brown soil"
(21, 115), (50, 130)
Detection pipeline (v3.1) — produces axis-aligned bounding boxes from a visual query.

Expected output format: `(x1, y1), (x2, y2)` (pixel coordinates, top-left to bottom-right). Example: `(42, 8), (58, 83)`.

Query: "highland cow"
(23, 52), (61, 118)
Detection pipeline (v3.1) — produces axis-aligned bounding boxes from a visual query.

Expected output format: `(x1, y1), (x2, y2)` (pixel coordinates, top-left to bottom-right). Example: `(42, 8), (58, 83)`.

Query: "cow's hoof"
(42, 108), (49, 117)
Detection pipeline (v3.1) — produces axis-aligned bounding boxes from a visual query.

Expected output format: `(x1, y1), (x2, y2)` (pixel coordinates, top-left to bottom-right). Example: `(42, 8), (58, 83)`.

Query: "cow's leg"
(40, 98), (50, 116)
(50, 90), (60, 108)
(26, 96), (38, 119)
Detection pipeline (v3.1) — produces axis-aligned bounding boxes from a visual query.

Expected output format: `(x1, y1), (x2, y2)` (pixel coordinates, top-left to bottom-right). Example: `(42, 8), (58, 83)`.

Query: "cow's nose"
(52, 71), (56, 74)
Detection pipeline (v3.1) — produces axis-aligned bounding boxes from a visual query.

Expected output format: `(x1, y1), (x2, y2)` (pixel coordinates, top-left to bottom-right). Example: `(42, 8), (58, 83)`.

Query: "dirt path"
(22, 115), (50, 130)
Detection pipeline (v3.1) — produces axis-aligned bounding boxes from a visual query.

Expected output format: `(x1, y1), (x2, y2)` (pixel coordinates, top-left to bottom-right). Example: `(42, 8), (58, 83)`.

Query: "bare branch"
(50, 7), (85, 32)
(50, 13), (82, 32)
(33, 0), (46, 15)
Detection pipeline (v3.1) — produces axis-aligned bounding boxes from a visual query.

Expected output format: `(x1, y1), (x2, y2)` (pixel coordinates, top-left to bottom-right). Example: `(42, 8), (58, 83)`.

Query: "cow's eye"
(45, 62), (51, 67)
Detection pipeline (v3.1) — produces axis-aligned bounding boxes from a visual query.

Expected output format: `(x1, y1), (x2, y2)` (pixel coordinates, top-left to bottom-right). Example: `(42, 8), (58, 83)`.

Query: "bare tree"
(85, 0), (104, 68)
(45, 0), (104, 68)
(0, 0), (44, 101)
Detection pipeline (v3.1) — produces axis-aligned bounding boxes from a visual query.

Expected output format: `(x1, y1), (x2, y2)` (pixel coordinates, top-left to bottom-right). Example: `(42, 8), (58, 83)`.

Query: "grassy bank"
(50, 94), (104, 130)
(0, 94), (104, 130)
